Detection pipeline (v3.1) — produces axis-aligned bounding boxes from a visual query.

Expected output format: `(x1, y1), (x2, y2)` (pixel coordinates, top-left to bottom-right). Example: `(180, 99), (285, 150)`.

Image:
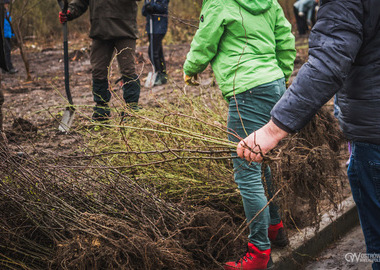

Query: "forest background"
(10, 0), (297, 46)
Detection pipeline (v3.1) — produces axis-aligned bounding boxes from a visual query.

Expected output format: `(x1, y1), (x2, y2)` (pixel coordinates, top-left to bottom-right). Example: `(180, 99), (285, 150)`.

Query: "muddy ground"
(1, 35), (217, 154)
(305, 225), (371, 270)
(0, 34), (358, 269)
(2, 33), (353, 216)
(1, 35), (309, 155)
(1, 34), (352, 216)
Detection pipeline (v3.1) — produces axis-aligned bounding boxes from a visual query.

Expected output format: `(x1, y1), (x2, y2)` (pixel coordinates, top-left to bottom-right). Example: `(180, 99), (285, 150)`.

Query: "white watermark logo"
(345, 253), (380, 263)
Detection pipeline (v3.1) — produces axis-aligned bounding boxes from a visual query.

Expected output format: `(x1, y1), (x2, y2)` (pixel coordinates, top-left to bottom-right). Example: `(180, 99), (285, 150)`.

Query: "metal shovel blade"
(144, 71), (158, 88)
(58, 107), (75, 132)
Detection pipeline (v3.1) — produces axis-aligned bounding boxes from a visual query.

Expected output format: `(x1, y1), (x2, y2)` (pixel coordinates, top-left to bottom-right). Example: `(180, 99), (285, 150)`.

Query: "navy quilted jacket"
(142, 0), (169, 35)
(271, 0), (380, 144)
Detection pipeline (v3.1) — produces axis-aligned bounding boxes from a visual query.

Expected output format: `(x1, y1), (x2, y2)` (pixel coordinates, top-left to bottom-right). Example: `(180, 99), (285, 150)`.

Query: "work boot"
(8, 68), (18, 74)
(126, 102), (141, 112)
(92, 79), (111, 121)
(122, 74), (140, 105)
(268, 221), (289, 248)
(224, 243), (272, 270)
(93, 79), (111, 103)
(154, 72), (168, 86)
(92, 102), (110, 122)
(119, 103), (141, 119)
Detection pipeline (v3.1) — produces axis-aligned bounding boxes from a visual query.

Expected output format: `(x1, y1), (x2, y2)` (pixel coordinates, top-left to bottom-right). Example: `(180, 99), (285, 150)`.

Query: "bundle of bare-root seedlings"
(0, 141), (246, 269)
(0, 94), (345, 269)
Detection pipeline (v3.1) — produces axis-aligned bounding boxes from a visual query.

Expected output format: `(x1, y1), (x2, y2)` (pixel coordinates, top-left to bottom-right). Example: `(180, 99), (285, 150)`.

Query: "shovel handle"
(57, 0), (68, 13)
(63, 25), (72, 105)
(57, 0), (73, 106)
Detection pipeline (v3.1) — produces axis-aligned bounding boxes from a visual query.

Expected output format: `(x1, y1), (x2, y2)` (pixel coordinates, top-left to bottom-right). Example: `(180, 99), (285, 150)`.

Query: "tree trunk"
(12, 22), (32, 81)
(0, 82), (4, 132)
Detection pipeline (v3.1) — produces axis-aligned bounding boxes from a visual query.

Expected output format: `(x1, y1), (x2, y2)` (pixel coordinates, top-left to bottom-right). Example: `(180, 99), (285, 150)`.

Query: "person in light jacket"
(183, 0), (296, 268)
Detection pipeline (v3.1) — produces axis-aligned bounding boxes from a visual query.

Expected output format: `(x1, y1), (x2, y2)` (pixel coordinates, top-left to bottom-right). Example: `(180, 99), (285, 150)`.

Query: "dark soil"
(1, 35), (217, 154)
(0, 34), (352, 269)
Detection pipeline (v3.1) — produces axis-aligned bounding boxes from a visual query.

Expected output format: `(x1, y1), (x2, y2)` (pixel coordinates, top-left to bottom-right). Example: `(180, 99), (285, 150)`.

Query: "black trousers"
(0, 88), (3, 131)
(293, 7), (308, 35)
(4, 38), (15, 70)
(148, 33), (166, 74)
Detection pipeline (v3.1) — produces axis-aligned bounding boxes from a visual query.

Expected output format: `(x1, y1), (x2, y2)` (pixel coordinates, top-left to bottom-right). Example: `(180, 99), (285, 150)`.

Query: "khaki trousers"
(90, 38), (137, 80)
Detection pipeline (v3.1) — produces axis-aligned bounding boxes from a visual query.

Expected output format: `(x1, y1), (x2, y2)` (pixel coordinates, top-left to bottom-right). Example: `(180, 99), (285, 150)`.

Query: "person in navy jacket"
(293, 0), (318, 36)
(237, 1), (380, 269)
(142, 0), (169, 85)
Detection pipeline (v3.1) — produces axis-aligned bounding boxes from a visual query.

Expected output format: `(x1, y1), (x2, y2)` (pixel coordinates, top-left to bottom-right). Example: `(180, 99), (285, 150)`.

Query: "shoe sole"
(223, 265), (274, 270)
(224, 262), (275, 270)
(90, 117), (110, 123)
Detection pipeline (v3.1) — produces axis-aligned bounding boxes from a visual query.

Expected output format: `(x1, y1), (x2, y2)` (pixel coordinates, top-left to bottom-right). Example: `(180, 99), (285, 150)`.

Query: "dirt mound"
(6, 117), (38, 142)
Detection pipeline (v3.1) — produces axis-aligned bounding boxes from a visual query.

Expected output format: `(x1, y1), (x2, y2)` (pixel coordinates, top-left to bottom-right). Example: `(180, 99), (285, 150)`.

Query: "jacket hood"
(233, 0), (272, 15)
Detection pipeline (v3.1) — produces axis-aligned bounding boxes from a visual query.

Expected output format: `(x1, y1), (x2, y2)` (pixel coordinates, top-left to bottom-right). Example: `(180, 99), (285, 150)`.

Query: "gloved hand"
(184, 73), (199, 86)
(59, 10), (71, 24)
(145, 3), (153, 13)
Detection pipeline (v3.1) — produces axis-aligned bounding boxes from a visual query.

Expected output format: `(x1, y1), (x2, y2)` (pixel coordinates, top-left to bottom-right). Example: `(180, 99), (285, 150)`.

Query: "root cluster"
(267, 106), (345, 227)
(0, 144), (244, 269)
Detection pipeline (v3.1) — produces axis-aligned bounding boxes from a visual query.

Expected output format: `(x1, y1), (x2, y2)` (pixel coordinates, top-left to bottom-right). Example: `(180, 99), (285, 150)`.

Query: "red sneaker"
(268, 221), (289, 248)
(224, 243), (271, 270)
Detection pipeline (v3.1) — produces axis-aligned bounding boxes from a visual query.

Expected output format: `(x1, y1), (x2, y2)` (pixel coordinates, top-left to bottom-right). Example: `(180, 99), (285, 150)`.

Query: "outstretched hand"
(236, 120), (288, 163)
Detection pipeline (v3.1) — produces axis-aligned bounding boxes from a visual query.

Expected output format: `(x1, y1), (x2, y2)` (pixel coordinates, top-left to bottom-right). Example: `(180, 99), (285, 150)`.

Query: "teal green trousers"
(227, 78), (285, 250)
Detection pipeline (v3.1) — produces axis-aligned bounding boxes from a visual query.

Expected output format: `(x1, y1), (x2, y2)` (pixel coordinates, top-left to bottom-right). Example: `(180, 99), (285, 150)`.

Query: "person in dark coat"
(237, 0), (380, 269)
(2, 0), (17, 74)
(59, 0), (142, 121)
(142, 0), (169, 86)
(293, 0), (318, 35)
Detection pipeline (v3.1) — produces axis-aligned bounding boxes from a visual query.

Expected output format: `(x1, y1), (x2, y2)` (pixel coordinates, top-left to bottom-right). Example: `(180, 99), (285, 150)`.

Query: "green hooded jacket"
(183, 0), (296, 100)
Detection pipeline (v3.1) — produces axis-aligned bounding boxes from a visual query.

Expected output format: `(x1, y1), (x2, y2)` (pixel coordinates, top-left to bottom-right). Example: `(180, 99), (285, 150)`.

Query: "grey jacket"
(68, 0), (141, 40)
(271, 0), (380, 145)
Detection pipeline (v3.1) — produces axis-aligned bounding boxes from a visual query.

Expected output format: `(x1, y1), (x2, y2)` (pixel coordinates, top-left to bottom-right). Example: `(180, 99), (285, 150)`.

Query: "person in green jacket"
(183, 0), (296, 269)
(59, 0), (142, 121)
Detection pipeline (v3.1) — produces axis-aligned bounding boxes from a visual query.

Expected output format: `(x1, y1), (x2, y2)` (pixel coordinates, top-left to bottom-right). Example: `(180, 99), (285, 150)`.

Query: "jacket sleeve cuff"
(183, 64), (197, 77)
(271, 116), (295, 134)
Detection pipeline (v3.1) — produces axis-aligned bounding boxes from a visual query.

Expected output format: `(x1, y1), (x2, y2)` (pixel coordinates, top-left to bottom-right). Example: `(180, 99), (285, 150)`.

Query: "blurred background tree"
(10, 0), (90, 43)
(8, 0), (296, 45)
